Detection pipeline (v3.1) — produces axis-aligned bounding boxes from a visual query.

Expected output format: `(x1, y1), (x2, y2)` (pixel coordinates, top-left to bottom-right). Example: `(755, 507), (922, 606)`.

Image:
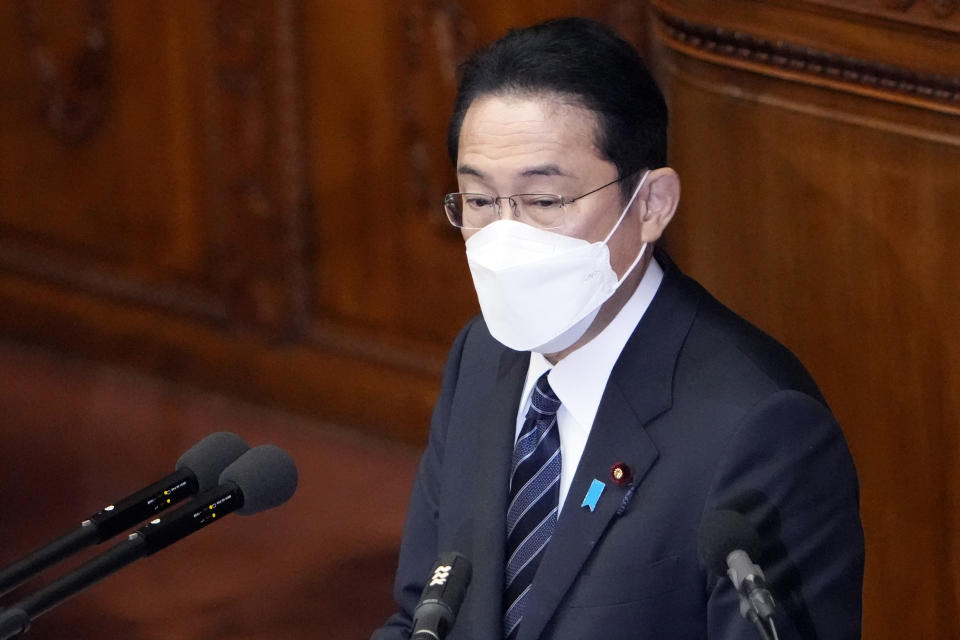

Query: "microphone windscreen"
(433, 551), (472, 612)
(219, 445), (298, 515)
(176, 432), (251, 491)
(697, 509), (760, 576)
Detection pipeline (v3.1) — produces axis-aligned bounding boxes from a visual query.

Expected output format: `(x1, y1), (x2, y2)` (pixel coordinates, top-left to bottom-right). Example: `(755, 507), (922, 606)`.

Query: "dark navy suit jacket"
(372, 252), (864, 640)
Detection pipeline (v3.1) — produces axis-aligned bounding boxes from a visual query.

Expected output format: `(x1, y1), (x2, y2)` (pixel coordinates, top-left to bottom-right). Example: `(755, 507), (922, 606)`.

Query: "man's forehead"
(460, 93), (596, 135)
(456, 95), (603, 179)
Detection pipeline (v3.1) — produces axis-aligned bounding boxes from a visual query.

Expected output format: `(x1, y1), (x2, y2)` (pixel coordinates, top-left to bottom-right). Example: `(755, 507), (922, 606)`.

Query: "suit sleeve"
(370, 319), (475, 640)
(702, 390), (864, 640)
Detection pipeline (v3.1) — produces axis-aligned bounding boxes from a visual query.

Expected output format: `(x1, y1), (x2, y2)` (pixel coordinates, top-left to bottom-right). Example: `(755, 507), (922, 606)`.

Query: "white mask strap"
(616, 241), (649, 286)
(601, 169), (651, 245)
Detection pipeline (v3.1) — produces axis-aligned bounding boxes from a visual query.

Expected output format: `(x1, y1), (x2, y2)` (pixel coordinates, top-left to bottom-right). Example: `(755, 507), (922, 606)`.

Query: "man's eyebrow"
(457, 165), (484, 178)
(520, 164), (568, 178)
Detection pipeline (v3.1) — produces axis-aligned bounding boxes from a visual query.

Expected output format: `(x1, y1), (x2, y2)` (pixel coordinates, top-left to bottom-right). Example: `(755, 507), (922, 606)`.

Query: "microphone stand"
(738, 598), (779, 640)
(0, 535), (146, 639)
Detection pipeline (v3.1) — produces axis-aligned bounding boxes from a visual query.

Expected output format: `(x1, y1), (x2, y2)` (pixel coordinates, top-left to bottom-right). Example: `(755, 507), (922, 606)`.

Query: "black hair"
(447, 17), (668, 197)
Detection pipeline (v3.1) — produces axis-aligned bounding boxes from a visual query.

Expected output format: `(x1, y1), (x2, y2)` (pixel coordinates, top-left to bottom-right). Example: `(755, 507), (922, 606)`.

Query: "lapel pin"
(581, 478), (605, 512)
(610, 461), (632, 486)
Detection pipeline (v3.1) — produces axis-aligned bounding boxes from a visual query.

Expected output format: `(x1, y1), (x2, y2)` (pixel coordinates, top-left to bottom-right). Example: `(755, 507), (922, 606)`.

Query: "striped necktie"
(503, 371), (562, 640)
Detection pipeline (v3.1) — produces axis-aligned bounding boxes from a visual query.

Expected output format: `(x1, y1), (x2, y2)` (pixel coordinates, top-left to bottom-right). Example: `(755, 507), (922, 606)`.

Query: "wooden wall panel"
(0, 1), (220, 316)
(1, 1), (957, 637)
(0, 0), (439, 442)
(649, 1), (959, 637)
(0, 0), (648, 446)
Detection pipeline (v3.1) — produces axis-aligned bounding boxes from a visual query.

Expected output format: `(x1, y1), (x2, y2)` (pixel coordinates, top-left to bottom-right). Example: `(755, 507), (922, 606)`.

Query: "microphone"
(0, 431), (250, 597)
(698, 509), (779, 640)
(0, 444), (297, 640)
(411, 551), (472, 640)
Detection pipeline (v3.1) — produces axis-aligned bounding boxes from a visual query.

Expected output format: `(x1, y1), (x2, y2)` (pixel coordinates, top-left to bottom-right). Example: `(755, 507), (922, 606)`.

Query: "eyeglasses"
(443, 173), (634, 230)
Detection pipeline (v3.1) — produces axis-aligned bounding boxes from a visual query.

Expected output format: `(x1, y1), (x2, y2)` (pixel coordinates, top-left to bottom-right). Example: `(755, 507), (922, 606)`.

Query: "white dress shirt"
(514, 257), (664, 513)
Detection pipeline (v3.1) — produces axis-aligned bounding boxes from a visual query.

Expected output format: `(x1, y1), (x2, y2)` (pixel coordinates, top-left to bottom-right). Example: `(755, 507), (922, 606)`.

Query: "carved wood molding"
(2, 1), (229, 320)
(15, 0), (112, 144)
(800, 0), (960, 28)
(2, 2), (314, 332)
(880, 0), (958, 19)
(0, 239), (230, 321)
(0, 243), (228, 320)
(400, 0), (475, 220)
(272, 0), (312, 336)
(654, 6), (960, 114)
(205, 0), (312, 339)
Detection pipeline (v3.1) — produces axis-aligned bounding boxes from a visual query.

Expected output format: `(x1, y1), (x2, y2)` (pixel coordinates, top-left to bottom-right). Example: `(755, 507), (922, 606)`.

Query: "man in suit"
(373, 17), (863, 640)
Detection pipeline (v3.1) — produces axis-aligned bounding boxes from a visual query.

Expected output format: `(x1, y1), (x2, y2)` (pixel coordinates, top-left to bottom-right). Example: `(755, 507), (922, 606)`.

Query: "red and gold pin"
(610, 461), (633, 486)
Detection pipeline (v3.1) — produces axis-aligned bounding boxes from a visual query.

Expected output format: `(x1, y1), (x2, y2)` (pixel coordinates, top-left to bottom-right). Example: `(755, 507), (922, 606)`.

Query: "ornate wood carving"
(15, 0), (112, 144)
(2, 1), (313, 332)
(272, 0), (312, 335)
(654, 8), (960, 112)
(2, 1), (227, 320)
(798, 0), (960, 28)
(0, 244), (227, 319)
(400, 0), (475, 219)
(882, 0), (959, 17)
(881, 0), (916, 8)
(207, 0), (311, 338)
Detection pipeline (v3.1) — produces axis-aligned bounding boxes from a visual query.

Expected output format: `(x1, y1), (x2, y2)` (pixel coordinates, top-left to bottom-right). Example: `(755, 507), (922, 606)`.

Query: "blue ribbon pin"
(581, 479), (605, 512)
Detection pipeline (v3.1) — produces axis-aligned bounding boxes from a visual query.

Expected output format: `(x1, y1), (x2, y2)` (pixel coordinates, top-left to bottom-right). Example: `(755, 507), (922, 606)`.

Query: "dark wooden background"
(0, 1), (957, 638)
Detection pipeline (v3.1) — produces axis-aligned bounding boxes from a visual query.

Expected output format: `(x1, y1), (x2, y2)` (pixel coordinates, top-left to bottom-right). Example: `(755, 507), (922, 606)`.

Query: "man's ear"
(638, 167), (680, 243)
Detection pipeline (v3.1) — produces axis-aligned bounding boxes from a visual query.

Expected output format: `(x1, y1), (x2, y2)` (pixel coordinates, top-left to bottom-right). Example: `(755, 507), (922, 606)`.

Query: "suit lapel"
(458, 345), (529, 640)
(518, 382), (660, 640)
(517, 253), (700, 640)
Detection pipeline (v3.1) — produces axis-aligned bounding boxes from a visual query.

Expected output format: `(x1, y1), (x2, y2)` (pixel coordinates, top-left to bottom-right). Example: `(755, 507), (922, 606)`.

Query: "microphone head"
(412, 551), (472, 640)
(698, 509), (761, 576)
(218, 445), (298, 515)
(175, 431), (250, 491)
(423, 551), (472, 610)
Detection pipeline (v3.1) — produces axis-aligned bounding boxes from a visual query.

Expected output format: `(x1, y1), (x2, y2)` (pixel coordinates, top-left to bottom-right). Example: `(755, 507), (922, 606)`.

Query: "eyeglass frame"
(443, 171), (639, 230)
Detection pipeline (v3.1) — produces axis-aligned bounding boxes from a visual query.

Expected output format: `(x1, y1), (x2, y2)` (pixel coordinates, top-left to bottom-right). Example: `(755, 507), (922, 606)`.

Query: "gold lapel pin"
(610, 461), (632, 486)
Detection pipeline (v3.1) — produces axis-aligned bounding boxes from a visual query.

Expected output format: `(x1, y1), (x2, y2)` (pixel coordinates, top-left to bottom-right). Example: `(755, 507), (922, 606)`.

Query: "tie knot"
(529, 372), (561, 417)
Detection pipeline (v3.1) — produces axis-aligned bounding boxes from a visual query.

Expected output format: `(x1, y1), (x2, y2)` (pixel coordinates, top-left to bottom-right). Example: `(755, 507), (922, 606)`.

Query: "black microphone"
(411, 551), (472, 640)
(0, 444), (298, 640)
(698, 509), (778, 640)
(0, 431), (250, 597)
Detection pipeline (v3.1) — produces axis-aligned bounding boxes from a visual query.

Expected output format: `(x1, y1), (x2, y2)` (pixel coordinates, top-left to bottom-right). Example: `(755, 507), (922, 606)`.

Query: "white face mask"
(464, 171), (650, 353)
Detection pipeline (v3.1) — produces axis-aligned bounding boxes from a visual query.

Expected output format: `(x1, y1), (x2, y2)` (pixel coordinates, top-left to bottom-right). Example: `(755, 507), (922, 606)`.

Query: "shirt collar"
(520, 256), (665, 426)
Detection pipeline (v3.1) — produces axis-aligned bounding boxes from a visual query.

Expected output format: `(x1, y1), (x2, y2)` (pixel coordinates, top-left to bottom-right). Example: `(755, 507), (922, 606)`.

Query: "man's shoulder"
(685, 278), (824, 402)
(650, 252), (827, 409)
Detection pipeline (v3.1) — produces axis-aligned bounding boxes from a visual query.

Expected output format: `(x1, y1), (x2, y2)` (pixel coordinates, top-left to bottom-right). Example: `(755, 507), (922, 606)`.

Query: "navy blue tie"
(503, 372), (562, 640)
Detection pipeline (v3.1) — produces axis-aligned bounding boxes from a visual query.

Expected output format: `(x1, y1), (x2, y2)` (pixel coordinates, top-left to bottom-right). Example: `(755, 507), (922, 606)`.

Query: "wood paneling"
(1, 0), (957, 637)
(0, 0), (453, 443)
(0, 1), (219, 315)
(0, 0), (649, 443)
(650, 1), (959, 637)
